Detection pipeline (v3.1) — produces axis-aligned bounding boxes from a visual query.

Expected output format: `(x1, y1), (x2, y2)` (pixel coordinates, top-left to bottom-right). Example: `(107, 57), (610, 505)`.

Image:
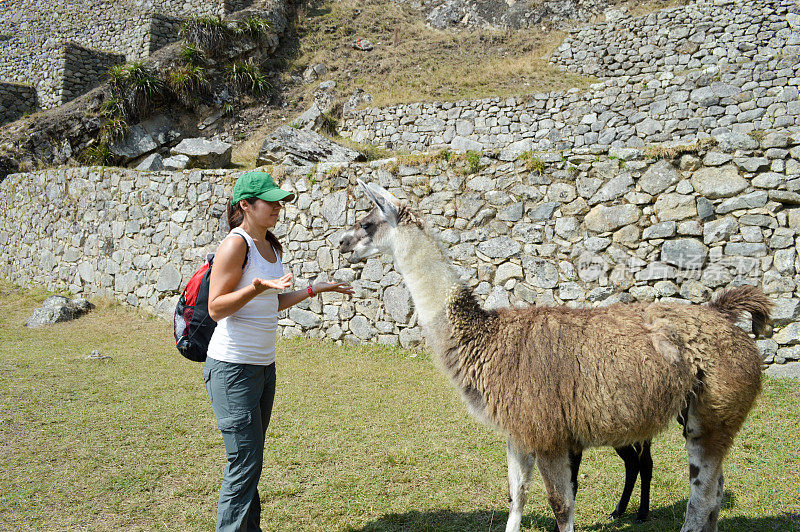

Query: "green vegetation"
(1, 282), (799, 530)
(517, 151), (546, 173)
(180, 15), (231, 51)
(167, 65), (210, 105)
(78, 143), (113, 166)
(106, 61), (166, 120)
(241, 15), (272, 38)
(227, 60), (272, 96)
(178, 42), (206, 66)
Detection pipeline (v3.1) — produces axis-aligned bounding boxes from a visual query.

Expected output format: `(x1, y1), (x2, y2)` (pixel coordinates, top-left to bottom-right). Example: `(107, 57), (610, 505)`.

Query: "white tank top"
(206, 227), (285, 365)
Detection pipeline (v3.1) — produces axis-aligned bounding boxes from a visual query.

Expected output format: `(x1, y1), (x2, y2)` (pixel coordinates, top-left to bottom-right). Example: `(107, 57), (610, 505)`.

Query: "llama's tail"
(709, 285), (774, 337)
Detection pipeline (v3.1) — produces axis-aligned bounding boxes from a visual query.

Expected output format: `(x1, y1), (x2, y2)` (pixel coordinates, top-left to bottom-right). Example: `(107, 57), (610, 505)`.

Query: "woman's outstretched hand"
(253, 273), (293, 293)
(313, 282), (355, 296)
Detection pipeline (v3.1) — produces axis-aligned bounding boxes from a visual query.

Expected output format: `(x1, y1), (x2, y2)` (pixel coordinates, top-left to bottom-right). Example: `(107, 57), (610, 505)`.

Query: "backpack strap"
(236, 232), (248, 269)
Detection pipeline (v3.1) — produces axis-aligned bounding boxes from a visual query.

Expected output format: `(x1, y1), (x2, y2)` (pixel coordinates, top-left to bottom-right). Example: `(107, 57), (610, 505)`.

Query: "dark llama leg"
(637, 440), (653, 522)
(610, 444), (642, 519)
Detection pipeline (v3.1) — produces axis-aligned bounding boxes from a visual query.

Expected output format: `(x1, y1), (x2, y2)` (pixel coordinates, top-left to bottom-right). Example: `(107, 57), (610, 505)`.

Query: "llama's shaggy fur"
(340, 181), (772, 532)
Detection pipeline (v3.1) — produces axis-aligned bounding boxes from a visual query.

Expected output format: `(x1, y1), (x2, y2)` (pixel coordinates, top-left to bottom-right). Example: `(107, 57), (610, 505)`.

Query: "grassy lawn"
(1, 281), (799, 531)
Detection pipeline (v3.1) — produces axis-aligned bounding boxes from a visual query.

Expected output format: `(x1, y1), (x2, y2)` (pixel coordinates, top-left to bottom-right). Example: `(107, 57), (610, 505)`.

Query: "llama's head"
(339, 180), (417, 263)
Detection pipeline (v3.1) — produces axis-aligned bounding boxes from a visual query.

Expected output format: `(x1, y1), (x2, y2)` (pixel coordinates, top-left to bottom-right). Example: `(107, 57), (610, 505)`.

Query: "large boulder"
(25, 295), (94, 328)
(170, 138), (232, 169)
(256, 126), (365, 166)
(111, 124), (158, 163)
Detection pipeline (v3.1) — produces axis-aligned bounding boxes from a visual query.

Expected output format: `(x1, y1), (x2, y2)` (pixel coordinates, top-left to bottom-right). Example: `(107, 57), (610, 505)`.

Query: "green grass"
(1, 281), (799, 531)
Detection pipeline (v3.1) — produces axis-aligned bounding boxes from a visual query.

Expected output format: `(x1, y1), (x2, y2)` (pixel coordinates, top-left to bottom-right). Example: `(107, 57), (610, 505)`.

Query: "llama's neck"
(390, 225), (461, 327)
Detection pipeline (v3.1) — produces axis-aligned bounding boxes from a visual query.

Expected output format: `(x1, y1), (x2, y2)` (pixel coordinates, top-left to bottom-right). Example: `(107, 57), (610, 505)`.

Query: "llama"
(339, 180), (772, 532)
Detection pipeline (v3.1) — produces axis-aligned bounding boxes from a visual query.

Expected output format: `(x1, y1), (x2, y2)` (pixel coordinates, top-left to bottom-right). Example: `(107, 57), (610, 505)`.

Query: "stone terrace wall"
(0, 0), (247, 118)
(3, 132), (800, 363)
(0, 82), (36, 124)
(339, 0), (800, 155)
(551, 0), (800, 77)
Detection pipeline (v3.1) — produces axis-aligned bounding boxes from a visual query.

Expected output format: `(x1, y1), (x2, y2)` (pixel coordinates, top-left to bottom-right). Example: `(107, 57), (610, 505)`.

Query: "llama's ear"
(357, 179), (400, 225)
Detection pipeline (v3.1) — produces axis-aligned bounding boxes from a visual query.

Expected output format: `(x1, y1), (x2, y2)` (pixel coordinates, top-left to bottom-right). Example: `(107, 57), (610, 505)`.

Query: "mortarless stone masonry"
(3, 133), (800, 362)
(0, 0), (267, 124)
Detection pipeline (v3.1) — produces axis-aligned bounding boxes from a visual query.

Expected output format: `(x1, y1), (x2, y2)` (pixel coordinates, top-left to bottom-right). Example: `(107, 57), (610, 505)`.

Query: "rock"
(25, 295), (94, 328)
(289, 308), (322, 329)
(384, 285), (414, 323)
(349, 315), (376, 339)
(495, 262), (523, 285)
(135, 153), (164, 171)
(522, 257), (559, 289)
(643, 221), (676, 239)
(170, 138), (232, 169)
(140, 115), (182, 146)
(528, 202), (560, 221)
(774, 323), (800, 345)
(485, 286), (511, 309)
(712, 129), (759, 151)
(110, 124), (158, 163)
(162, 154), (190, 170)
(639, 160), (678, 195)
(690, 165), (748, 199)
(679, 279), (710, 303)
(584, 204), (641, 232)
(478, 236), (521, 259)
(256, 126), (366, 166)
(661, 238), (707, 270)
(653, 193), (696, 221)
(303, 63), (328, 82)
(703, 217), (738, 244)
(343, 88), (374, 115)
(451, 136), (484, 152)
(771, 298), (800, 325)
(292, 102), (324, 131)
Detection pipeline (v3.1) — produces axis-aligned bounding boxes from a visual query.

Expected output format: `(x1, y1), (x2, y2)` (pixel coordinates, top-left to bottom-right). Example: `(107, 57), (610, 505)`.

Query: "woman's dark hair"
(227, 198), (283, 256)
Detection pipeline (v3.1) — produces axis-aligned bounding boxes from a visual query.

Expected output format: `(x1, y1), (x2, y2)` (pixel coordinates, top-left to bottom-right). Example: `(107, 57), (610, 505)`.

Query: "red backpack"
(173, 234), (247, 361)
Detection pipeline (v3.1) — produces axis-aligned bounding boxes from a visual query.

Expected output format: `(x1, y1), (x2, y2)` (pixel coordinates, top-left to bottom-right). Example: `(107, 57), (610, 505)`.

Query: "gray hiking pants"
(204, 358), (276, 532)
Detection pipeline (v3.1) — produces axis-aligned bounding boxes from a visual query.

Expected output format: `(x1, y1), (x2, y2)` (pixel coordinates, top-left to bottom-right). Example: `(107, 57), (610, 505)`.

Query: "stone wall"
(0, 82), (36, 125)
(338, 0), (800, 155)
(0, 0), (265, 121)
(3, 132), (800, 363)
(551, 0), (800, 77)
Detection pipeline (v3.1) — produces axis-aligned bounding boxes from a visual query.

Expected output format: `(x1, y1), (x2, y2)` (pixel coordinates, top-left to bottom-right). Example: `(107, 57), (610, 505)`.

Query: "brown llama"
(339, 180), (772, 532)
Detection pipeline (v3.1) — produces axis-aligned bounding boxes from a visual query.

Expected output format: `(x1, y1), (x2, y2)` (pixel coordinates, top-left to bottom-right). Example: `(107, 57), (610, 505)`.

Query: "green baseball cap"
(231, 171), (295, 205)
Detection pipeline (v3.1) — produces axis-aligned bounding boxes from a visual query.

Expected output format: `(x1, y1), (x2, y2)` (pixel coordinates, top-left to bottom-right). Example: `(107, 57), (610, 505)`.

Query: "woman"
(205, 170), (353, 531)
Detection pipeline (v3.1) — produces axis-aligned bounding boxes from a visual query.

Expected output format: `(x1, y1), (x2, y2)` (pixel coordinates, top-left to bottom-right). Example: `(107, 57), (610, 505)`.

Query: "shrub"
(227, 60), (271, 96)
(178, 43), (205, 66)
(106, 62), (165, 120)
(79, 143), (113, 166)
(167, 65), (209, 104)
(180, 15), (230, 51)
(464, 150), (482, 174)
(240, 15), (272, 38)
(516, 151), (545, 173)
(100, 116), (128, 143)
(319, 112), (338, 136)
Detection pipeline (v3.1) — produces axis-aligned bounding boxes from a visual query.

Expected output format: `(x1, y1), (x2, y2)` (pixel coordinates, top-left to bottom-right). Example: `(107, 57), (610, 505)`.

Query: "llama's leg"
(505, 440), (535, 532)
(637, 440), (653, 523)
(537, 451), (575, 532)
(680, 405), (725, 532)
(610, 444), (640, 519)
(552, 451), (582, 532)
